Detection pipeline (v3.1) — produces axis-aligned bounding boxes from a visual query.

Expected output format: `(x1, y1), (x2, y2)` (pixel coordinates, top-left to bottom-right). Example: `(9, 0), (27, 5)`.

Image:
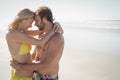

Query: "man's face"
(35, 14), (45, 31)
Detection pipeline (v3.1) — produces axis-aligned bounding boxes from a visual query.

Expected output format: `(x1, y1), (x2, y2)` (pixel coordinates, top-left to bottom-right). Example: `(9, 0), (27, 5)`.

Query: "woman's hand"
(35, 46), (42, 61)
(53, 22), (64, 34)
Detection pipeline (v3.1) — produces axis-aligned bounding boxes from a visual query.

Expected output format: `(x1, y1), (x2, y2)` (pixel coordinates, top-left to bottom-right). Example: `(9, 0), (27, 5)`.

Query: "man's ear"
(42, 17), (48, 22)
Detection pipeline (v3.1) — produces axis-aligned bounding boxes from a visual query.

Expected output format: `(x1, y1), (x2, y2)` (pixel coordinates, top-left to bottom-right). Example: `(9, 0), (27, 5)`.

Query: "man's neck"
(45, 22), (53, 33)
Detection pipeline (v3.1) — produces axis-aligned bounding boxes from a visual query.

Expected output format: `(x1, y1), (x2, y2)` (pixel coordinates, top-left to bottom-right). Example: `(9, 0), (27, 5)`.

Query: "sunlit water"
(64, 21), (120, 54)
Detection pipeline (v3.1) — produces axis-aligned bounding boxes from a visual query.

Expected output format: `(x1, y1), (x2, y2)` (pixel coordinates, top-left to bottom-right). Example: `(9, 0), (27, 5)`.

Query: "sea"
(63, 20), (120, 55)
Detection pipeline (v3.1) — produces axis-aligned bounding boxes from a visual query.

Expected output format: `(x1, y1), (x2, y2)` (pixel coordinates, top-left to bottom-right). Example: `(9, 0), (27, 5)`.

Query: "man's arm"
(11, 60), (48, 72)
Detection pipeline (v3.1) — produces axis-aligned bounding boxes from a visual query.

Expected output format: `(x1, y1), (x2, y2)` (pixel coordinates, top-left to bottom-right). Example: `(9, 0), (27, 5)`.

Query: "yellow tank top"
(12, 44), (31, 59)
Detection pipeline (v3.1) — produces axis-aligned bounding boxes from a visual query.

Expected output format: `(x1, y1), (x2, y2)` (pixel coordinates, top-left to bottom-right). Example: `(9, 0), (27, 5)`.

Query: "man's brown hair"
(36, 6), (53, 23)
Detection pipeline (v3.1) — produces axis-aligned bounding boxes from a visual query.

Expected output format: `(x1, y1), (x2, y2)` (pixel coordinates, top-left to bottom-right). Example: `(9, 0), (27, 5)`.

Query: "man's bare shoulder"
(50, 33), (64, 44)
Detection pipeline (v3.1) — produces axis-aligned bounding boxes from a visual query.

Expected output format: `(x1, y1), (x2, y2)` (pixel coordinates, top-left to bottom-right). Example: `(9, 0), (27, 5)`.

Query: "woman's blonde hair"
(8, 9), (34, 31)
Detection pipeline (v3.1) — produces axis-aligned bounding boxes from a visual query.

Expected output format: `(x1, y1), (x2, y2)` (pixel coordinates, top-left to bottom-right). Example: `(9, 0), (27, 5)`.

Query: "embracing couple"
(6, 6), (64, 80)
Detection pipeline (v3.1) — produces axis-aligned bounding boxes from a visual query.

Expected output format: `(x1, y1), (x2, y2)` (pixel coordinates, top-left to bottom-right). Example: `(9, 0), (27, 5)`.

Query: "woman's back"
(6, 30), (33, 77)
(6, 30), (32, 62)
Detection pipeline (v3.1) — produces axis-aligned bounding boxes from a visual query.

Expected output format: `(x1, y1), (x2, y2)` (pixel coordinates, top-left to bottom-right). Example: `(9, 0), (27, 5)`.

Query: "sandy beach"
(0, 54), (11, 80)
(59, 50), (120, 80)
(1, 49), (120, 80)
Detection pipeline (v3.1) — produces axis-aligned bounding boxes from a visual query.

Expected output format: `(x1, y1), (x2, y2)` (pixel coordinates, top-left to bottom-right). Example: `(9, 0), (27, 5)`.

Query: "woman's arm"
(38, 23), (63, 48)
(54, 22), (64, 34)
(8, 29), (54, 47)
(23, 30), (45, 36)
(7, 22), (62, 48)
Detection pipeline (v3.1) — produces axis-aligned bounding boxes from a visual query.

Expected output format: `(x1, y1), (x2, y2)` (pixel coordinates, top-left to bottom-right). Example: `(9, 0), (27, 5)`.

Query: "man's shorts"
(32, 71), (58, 80)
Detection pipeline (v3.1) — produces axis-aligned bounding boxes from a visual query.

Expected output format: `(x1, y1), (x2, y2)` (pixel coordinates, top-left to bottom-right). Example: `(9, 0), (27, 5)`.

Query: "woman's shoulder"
(6, 30), (22, 38)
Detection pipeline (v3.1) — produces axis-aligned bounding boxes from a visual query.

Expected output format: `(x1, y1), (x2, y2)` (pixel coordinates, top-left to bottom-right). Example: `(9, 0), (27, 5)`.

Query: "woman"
(6, 8), (61, 80)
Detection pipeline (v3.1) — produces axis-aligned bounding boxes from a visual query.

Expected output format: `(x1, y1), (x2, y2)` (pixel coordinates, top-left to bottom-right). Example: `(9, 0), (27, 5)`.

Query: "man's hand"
(10, 60), (21, 70)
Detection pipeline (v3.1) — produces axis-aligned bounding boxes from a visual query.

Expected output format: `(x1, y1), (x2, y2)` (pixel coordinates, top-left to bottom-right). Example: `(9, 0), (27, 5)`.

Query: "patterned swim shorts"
(32, 71), (58, 80)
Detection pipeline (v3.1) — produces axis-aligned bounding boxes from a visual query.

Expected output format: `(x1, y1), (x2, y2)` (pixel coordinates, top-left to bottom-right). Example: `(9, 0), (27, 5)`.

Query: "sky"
(0, 0), (120, 27)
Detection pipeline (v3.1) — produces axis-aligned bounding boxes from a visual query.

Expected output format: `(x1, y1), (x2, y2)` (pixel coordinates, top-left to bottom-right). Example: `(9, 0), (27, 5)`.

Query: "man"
(11, 6), (64, 80)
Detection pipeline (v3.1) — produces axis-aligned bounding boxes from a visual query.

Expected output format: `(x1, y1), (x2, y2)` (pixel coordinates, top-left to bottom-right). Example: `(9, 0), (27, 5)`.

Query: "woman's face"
(22, 18), (34, 30)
